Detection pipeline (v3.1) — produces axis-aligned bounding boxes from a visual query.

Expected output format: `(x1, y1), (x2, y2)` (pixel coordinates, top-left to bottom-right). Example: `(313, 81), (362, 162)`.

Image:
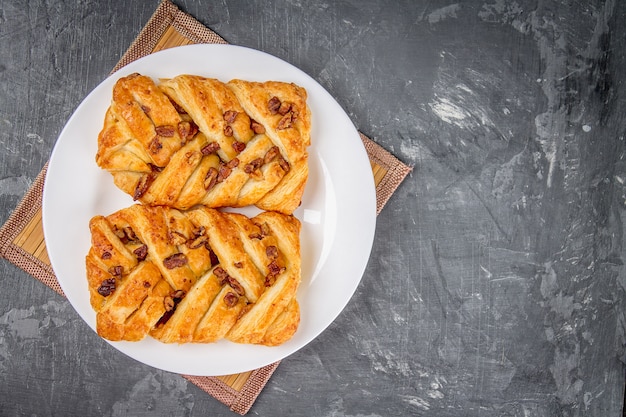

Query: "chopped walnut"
(149, 163), (164, 173)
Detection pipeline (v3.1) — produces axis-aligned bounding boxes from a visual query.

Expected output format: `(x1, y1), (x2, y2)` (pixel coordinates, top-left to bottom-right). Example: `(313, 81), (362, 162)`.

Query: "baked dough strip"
(85, 204), (301, 346)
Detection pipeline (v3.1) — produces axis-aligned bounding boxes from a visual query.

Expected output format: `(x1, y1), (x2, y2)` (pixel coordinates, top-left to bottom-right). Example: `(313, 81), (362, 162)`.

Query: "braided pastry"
(85, 204), (301, 346)
(96, 73), (311, 214)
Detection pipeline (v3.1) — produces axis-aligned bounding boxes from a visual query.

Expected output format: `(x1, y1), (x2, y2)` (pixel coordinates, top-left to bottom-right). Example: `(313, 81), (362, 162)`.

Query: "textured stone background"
(1, 1), (625, 416)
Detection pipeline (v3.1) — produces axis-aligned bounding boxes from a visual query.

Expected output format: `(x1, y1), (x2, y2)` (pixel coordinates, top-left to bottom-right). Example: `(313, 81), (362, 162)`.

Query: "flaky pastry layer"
(96, 73), (311, 214)
(85, 204), (301, 346)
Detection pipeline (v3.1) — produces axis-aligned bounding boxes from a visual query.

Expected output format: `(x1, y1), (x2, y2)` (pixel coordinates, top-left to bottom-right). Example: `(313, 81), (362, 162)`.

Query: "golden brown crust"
(85, 204), (301, 346)
(96, 74), (311, 214)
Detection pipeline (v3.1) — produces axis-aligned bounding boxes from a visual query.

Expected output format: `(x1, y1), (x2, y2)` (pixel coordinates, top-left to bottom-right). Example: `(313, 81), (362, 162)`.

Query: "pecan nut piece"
(264, 146), (280, 164)
(216, 158), (240, 183)
(171, 289), (185, 300)
(277, 112), (294, 130)
(278, 157), (291, 172)
(216, 164), (232, 183)
(268, 96), (281, 114)
(148, 136), (163, 154)
(108, 265), (123, 277)
(278, 101), (292, 115)
(223, 110), (238, 123)
(134, 245), (148, 261)
(168, 230), (187, 246)
(227, 277), (246, 296)
(213, 266), (229, 284)
(186, 235), (208, 249)
(163, 295), (175, 312)
(97, 278), (116, 297)
(223, 292), (239, 308)
(178, 121), (198, 141)
(163, 253), (188, 269)
(267, 260), (286, 277)
(133, 171), (158, 200)
(232, 140), (246, 153)
(125, 227), (138, 242)
(155, 125), (176, 137)
(244, 158), (264, 174)
(163, 290), (185, 312)
(201, 142), (221, 155)
(204, 167), (219, 191)
(250, 119), (265, 134)
(266, 245), (279, 260)
(168, 98), (187, 114)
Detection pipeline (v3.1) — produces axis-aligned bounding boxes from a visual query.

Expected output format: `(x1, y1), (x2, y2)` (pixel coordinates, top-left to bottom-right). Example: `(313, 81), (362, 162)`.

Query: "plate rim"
(42, 43), (377, 375)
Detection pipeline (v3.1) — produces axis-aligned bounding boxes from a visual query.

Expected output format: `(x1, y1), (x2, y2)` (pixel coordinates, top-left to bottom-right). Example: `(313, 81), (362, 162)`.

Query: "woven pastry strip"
(97, 74), (311, 214)
(0, 0), (412, 414)
(87, 204), (301, 346)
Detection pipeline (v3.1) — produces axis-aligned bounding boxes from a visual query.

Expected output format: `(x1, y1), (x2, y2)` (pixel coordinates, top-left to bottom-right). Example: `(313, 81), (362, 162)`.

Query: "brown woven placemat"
(0, 0), (411, 414)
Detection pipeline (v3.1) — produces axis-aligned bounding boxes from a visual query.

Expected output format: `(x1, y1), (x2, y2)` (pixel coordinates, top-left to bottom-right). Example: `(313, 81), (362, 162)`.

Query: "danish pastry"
(85, 204), (301, 346)
(96, 73), (311, 214)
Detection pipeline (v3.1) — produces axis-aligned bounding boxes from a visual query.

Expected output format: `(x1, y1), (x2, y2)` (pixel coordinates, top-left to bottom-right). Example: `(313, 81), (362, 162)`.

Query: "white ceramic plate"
(42, 44), (376, 376)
